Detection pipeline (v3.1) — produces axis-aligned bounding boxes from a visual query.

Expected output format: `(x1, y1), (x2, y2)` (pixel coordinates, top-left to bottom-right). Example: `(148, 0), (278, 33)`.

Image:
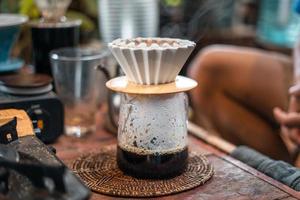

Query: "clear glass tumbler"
(50, 48), (110, 137)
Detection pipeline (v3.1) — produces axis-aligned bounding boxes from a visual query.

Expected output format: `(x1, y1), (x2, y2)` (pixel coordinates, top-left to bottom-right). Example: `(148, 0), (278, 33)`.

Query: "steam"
(160, 0), (234, 42)
(187, 0), (234, 41)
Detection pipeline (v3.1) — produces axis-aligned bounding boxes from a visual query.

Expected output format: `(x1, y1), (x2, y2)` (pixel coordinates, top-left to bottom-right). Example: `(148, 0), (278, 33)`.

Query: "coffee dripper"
(107, 38), (196, 179)
(29, 0), (81, 76)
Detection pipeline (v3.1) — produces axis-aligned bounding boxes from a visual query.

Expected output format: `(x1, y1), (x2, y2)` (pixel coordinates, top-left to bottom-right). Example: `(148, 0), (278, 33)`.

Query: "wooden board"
(0, 109), (34, 137)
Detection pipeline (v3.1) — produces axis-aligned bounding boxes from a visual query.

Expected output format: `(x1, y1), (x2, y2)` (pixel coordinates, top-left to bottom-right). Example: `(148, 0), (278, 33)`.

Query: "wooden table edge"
(188, 126), (300, 199)
(219, 155), (300, 199)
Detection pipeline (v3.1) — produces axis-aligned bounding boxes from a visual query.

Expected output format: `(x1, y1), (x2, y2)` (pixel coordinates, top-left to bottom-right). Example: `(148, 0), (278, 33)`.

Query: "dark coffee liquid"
(117, 145), (188, 179)
(31, 25), (80, 76)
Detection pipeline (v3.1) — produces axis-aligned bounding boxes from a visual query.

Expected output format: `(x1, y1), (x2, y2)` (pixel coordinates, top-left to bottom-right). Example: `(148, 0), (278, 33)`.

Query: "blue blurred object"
(294, 0), (300, 14)
(0, 58), (24, 73)
(257, 0), (300, 48)
(0, 26), (20, 62)
(0, 14), (27, 71)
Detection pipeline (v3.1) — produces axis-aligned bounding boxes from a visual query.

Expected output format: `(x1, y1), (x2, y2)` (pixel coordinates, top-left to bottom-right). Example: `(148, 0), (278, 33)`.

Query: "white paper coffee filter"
(109, 38), (195, 85)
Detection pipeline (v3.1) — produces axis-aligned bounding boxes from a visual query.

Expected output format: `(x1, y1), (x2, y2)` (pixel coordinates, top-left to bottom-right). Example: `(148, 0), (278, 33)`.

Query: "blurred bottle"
(257, 0), (300, 48)
(98, 0), (159, 44)
(232, 0), (257, 34)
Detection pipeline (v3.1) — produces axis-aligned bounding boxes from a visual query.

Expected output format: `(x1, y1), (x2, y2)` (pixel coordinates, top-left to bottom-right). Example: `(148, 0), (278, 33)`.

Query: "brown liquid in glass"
(117, 145), (188, 179)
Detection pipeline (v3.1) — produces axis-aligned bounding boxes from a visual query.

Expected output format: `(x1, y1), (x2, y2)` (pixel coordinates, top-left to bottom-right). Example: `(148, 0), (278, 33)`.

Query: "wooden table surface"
(53, 110), (300, 200)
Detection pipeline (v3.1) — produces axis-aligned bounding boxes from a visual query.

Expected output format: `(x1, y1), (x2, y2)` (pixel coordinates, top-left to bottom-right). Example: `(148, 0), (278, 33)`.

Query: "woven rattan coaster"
(72, 146), (214, 197)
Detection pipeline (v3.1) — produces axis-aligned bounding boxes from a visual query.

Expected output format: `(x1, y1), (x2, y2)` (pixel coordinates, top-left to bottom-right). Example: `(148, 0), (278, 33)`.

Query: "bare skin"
(188, 45), (293, 162)
(274, 87), (300, 146)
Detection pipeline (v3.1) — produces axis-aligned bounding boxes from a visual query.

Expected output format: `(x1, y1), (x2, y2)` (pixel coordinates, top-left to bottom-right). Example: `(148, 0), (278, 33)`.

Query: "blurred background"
(2, 0), (299, 75)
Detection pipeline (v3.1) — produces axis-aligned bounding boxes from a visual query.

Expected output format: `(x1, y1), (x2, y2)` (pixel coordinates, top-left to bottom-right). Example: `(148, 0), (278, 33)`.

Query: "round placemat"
(72, 146), (214, 197)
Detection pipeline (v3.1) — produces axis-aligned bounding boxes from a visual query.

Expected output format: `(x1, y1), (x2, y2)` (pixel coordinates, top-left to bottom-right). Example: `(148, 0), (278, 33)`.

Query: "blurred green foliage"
(19, 0), (39, 19)
(66, 11), (95, 32)
(0, 0), (98, 35)
(0, 0), (19, 13)
(163, 0), (182, 7)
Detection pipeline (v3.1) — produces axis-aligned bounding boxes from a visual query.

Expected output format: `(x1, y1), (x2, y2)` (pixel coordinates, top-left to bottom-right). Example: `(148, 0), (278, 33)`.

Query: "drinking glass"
(50, 48), (110, 137)
(98, 0), (159, 44)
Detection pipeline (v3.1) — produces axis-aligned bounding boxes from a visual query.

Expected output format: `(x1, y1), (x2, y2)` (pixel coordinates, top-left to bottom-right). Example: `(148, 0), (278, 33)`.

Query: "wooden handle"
(188, 121), (236, 154)
(0, 109), (34, 137)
